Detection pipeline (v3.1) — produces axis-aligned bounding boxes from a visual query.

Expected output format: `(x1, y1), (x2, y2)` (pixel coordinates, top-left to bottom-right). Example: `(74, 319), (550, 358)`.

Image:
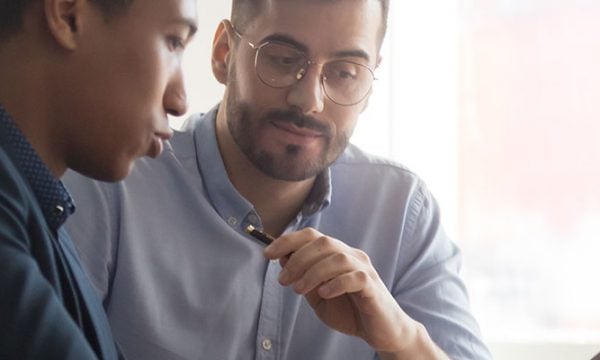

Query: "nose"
(286, 64), (325, 114)
(163, 65), (188, 117)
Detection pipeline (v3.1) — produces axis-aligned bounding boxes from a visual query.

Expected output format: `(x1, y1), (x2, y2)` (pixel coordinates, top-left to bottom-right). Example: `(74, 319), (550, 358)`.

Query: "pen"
(245, 225), (276, 246)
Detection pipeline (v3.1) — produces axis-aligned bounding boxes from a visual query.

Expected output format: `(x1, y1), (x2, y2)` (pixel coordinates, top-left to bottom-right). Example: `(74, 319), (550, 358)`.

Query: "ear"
(211, 20), (234, 85)
(43, 0), (82, 50)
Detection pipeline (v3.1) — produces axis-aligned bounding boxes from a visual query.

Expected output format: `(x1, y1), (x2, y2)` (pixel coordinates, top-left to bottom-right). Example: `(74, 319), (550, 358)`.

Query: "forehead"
(124, 0), (197, 29)
(247, 0), (382, 62)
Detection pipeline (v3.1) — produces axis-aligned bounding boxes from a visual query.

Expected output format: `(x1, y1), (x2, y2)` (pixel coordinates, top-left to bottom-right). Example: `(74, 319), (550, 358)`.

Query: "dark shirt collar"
(0, 105), (75, 230)
(301, 169), (332, 216)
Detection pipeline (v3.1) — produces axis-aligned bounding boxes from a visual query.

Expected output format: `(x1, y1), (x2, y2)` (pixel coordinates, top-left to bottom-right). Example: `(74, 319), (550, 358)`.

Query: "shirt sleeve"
(391, 181), (492, 360)
(0, 168), (98, 359)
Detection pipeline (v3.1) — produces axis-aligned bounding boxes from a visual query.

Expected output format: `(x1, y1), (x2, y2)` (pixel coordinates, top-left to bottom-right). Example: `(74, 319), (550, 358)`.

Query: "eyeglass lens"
(254, 42), (373, 105)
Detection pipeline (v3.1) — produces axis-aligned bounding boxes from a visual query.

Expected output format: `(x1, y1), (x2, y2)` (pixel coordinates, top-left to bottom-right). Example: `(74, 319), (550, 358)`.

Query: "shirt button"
(227, 217), (238, 226)
(261, 338), (272, 351)
(53, 205), (64, 216)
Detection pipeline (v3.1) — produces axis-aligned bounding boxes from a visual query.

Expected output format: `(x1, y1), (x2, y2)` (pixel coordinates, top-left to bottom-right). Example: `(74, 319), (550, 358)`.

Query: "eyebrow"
(333, 49), (371, 63)
(174, 17), (198, 40)
(259, 33), (371, 63)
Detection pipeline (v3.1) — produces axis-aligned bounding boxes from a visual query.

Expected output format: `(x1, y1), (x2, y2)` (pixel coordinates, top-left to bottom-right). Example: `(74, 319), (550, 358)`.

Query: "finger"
(293, 251), (362, 294)
(318, 269), (374, 299)
(278, 234), (345, 286)
(279, 255), (290, 268)
(263, 227), (321, 260)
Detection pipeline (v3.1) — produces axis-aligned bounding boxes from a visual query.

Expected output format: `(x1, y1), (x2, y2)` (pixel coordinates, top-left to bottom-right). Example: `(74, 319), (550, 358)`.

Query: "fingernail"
(279, 269), (290, 283)
(294, 279), (306, 293)
(263, 244), (273, 253)
(319, 284), (332, 297)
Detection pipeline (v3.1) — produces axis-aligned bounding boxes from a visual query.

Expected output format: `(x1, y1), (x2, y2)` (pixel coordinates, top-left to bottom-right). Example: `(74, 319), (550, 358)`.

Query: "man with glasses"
(64, 0), (491, 359)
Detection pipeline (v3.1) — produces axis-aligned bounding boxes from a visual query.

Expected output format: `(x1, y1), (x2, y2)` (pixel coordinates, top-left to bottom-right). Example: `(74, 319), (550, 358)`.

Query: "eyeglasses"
(232, 27), (376, 106)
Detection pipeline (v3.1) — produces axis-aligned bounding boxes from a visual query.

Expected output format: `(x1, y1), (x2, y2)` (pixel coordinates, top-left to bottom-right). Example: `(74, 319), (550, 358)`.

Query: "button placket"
(255, 261), (282, 359)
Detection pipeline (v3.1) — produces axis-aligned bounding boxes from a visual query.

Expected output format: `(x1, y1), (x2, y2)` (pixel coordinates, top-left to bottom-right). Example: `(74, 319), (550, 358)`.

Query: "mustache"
(264, 110), (331, 137)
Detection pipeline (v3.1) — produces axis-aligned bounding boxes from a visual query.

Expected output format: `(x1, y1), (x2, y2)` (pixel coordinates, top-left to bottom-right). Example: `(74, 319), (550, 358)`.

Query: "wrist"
(377, 322), (448, 360)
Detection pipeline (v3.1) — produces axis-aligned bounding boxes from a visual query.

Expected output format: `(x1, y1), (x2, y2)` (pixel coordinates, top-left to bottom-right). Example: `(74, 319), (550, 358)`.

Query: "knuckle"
(315, 235), (334, 250)
(354, 249), (371, 263)
(303, 227), (321, 238)
(354, 270), (369, 285)
(333, 252), (352, 266)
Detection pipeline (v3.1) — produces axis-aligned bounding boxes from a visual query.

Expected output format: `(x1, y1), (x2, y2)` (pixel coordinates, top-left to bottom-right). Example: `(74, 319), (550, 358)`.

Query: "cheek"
(230, 71), (256, 104)
(230, 58), (286, 106)
(130, 54), (164, 100)
(331, 107), (361, 137)
(117, 37), (169, 103)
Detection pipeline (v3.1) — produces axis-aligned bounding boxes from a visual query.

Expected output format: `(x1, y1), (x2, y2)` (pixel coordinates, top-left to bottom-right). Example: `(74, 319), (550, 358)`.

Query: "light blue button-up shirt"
(64, 107), (491, 360)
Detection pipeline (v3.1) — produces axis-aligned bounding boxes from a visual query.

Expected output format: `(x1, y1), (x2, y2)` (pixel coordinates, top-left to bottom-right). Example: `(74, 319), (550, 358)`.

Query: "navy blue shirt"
(0, 105), (119, 359)
(0, 105), (75, 229)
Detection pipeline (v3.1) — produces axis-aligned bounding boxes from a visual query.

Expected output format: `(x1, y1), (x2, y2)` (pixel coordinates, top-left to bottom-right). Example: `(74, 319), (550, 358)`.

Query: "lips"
(147, 136), (164, 158)
(268, 121), (327, 148)
(271, 120), (324, 138)
(147, 129), (173, 158)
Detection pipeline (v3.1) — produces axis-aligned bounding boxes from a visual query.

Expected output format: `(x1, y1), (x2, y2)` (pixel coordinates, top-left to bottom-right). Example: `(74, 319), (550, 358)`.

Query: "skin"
(211, 0), (450, 359)
(0, 0), (198, 181)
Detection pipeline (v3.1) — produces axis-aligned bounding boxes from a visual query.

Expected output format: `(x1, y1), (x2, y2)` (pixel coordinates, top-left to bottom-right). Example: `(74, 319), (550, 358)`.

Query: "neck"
(215, 104), (316, 236)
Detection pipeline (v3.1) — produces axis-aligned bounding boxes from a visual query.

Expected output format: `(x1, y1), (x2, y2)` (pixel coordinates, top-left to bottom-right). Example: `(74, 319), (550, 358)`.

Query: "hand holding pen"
(253, 227), (442, 358)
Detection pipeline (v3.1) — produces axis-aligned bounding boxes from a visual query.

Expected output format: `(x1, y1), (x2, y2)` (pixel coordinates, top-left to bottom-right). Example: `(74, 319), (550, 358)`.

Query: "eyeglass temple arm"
(230, 24), (258, 50)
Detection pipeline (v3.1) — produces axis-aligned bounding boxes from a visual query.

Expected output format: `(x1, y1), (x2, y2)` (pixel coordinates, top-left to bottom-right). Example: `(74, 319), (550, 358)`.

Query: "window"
(457, 0), (600, 344)
(357, 0), (600, 348)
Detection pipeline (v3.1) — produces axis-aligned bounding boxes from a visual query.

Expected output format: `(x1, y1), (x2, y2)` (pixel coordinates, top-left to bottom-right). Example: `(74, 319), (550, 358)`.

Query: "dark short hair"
(231, 0), (389, 47)
(0, 0), (133, 40)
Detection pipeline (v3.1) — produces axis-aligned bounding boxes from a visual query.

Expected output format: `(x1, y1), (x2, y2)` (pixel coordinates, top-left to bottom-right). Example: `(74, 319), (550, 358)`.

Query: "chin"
(74, 160), (134, 183)
(103, 163), (135, 182)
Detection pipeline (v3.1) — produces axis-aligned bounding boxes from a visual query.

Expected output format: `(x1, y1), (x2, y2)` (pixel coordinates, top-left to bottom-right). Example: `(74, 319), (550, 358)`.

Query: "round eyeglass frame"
(232, 26), (376, 106)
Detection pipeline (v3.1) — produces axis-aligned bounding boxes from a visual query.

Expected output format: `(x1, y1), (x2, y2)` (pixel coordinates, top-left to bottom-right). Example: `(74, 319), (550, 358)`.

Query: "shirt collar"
(189, 105), (332, 225)
(301, 169), (331, 216)
(0, 105), (75, 230)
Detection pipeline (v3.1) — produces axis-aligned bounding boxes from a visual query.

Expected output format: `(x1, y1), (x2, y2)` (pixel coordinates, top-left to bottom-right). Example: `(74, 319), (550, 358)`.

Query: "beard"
(225, 81), (350, 181)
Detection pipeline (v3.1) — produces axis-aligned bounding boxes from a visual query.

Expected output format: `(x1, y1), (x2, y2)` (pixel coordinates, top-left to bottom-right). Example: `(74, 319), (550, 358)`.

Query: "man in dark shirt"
(0, 0), (197, 358)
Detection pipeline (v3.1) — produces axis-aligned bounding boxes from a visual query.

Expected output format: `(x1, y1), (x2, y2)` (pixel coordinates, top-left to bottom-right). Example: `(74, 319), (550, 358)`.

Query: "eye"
(338, 70), (358, 80)
(167, 35), (185, 51)
(260, 43), (305, 69)
(327, 62), (360, 81)
(265, 54), (303, 67)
